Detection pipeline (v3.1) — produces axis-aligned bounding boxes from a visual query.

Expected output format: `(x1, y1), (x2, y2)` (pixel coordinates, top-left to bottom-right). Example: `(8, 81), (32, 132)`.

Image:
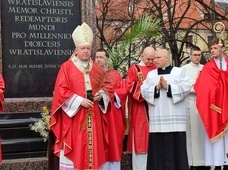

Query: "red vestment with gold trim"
(194, 58), (228, 142)
(51, 60), (111, 169)
(126, 64), (156, 153)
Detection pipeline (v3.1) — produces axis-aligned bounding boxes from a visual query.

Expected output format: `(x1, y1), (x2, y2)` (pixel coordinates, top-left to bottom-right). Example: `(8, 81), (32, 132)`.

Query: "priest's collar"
(104, 65), (109, 71)
(73, 55), (91, 66)
(138, 60), (146, 66)
(214, 57), (227, 71)
(158, 65), (173, 75)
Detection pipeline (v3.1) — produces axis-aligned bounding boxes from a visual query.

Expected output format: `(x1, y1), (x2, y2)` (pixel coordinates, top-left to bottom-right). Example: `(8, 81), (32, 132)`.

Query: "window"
(128, 2), (136, 14)
(186, 35), (193, 48)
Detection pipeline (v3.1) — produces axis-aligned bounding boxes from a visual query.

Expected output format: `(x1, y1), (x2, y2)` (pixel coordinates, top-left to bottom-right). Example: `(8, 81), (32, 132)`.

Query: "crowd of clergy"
(1, 22), (228, 170)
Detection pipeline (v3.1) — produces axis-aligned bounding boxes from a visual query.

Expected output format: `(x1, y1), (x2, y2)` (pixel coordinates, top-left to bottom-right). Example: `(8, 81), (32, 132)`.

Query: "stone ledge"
(121, 152), (132, 170)
(0, 157), (48, 170)
(0, 153), (132, 170)
(4, 97), (52, 112)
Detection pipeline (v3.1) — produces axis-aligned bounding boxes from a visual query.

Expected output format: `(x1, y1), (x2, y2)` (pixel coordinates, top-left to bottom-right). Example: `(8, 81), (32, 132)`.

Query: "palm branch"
(107, 15), (162, 69)
(90, 62), (115, 99)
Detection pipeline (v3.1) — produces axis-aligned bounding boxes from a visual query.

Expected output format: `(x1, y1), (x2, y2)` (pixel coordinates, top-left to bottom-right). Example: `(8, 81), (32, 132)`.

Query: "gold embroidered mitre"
(72, 22), (93, 47)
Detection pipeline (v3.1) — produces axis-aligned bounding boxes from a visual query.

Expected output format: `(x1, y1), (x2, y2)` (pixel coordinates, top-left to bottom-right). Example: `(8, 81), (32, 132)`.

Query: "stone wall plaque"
(1, 0), (81, 98)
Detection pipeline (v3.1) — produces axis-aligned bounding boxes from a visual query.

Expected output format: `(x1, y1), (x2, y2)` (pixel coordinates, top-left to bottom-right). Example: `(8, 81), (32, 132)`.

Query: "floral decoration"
(29, 106), (50, 142)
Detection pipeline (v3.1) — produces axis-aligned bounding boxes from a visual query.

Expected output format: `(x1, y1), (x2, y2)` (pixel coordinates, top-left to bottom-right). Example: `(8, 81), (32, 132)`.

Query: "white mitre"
(72, 22), (93, 47)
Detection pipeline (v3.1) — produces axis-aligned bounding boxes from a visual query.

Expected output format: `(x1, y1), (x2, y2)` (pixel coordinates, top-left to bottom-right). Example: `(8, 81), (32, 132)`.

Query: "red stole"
(194, 58), (228, 142)
(126, 64), (156, 153)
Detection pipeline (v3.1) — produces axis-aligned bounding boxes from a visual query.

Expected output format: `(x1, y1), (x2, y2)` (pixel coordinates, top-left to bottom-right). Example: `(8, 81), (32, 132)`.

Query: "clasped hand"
(81, 92), (102, 108)
(157, 76), (168, 90)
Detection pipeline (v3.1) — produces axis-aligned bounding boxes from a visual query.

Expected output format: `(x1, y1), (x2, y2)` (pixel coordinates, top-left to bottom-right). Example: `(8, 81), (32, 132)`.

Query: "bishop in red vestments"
(125, 46), (156, 170)
(51, 23), (112, 170)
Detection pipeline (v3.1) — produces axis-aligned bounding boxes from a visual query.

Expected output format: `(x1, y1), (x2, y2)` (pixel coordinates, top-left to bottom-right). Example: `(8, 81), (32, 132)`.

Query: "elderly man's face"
(75, 45), (92, 62)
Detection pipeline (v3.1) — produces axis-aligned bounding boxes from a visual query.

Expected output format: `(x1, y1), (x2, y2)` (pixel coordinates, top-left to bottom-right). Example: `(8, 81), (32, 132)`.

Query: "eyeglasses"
(192, 54), (201, 56)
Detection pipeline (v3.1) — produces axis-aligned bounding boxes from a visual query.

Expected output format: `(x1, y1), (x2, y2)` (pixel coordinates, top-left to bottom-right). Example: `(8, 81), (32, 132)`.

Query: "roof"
(95, 0), (228, 30)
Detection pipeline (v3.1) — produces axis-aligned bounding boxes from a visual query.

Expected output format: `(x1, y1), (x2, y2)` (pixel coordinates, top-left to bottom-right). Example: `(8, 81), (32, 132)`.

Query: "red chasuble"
(0, 75), (5, 163)
(51, 60), (112, 169)
(104, 68), (128, 162)
(0, 74), (5, 112)
(126, 64), (156, 153)
(194, 58), (228, 142)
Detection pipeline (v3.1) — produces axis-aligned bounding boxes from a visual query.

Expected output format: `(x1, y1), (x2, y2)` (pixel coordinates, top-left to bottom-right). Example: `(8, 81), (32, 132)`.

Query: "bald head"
(154, 49), (171, 68)
(140, 46), (155, 66)
(156, 49), (170, 57)
(143, 46), (155, 55)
